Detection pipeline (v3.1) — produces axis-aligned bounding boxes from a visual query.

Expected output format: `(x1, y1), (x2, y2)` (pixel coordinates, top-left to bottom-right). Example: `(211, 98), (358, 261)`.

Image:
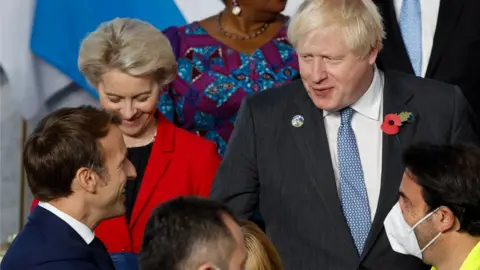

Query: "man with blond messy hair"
(211, 0), (478, 269)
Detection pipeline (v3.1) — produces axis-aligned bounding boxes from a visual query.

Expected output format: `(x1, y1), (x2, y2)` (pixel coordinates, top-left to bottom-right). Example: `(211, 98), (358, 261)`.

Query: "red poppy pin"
(381, 112), (414, 142)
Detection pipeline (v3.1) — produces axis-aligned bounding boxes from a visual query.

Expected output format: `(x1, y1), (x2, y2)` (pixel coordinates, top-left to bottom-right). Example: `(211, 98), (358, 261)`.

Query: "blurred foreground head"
(139, 196), (247, 270)
(240, 220), (283, 270)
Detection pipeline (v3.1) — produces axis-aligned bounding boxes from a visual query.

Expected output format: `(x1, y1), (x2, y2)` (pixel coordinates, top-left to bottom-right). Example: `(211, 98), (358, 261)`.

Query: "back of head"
(139, 196), (239, 270)
(287, 0), (385, 58)
(403, 143), (480, 236)
(24, 106), (120, 201)
(239, 220), (283, 270)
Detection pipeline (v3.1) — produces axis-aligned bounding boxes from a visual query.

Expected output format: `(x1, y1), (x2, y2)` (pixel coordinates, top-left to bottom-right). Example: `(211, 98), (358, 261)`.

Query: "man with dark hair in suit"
(1, 106), (137, 270)
(210, 0), (478, 269)
(385, 143), (480, 269)
(139, 196), (246, 270)
(374, 0), (480, 120)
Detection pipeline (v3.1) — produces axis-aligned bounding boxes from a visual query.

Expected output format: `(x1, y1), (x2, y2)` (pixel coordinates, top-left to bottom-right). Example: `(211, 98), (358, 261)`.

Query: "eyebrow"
(105, 90), (152, 98)
(399, 191), (410, 203)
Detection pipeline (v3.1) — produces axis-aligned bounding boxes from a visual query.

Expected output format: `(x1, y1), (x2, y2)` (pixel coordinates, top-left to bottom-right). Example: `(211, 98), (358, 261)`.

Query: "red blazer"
(31, 113), (221, 253)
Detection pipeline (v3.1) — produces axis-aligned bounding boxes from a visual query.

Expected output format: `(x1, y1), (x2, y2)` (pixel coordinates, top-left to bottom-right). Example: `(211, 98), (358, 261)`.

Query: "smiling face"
(93, 125), (136, 219)
(297, 24), (378, 112)
(98, 70), (160, 138)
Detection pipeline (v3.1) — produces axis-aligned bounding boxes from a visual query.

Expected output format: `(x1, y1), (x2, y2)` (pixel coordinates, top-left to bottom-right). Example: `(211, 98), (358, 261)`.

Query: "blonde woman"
(240, 220), (283, 270)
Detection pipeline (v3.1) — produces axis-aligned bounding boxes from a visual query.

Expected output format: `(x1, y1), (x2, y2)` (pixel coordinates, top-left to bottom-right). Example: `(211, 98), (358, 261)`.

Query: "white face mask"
(384, 202), (441, 260)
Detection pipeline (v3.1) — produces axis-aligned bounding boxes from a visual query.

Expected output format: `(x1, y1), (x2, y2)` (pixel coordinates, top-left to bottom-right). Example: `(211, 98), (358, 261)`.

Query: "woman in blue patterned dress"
(162, 0), (299, 156)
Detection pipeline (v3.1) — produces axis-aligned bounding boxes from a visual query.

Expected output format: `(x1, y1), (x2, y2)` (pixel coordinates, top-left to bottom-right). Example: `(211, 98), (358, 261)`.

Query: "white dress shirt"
(324, 66), (384, 221)
(38, 202), (95, 244)
(393, 0), (440, 77)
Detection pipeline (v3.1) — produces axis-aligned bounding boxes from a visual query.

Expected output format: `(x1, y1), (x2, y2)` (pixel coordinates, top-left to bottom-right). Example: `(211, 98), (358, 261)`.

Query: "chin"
(119, 125), (144, 137)
(313, 100), (343, 112)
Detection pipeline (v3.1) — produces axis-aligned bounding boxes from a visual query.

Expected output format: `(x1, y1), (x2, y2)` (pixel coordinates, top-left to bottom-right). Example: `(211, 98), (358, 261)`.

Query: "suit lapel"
(425, 0), (464, 77)
(289, 86), (358, 256)
(362, 71), (418, 259)
(129, 113), (173, 229)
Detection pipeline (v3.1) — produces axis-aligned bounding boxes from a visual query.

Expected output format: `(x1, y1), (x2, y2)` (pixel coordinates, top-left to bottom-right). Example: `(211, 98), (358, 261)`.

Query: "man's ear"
(368, 43), (380, 65)
(73, 167), (99, 193)
(435, 206), (456, 233)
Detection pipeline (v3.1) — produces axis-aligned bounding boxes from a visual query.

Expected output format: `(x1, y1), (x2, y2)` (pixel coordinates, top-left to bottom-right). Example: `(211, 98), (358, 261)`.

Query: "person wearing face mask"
(30, 18), (221, 270)
(210, 0), (478, 269)
(384, 143), (480, 270)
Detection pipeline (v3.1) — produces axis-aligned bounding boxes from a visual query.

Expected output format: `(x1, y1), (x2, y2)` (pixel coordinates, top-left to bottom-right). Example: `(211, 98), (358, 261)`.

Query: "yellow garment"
(431, 241), (480, 270)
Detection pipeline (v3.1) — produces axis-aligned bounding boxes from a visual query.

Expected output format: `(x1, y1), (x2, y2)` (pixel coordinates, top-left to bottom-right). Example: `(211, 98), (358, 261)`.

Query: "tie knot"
(340, 107), (354, 124)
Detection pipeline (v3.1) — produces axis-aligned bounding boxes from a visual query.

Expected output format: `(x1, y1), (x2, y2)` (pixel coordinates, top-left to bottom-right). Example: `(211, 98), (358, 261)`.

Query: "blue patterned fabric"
(399, 0), (423, 76)
(161, 22), (299, 156)
(337, 107), (371, 254)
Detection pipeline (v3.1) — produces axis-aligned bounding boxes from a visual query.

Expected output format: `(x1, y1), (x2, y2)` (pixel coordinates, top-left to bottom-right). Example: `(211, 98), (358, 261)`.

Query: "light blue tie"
(399, 0), (423, 76)
(337, 107), (371, 254)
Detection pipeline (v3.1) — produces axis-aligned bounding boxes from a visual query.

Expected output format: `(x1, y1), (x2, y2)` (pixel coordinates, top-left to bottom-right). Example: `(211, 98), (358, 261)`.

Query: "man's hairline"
(180, 210), (238, 269)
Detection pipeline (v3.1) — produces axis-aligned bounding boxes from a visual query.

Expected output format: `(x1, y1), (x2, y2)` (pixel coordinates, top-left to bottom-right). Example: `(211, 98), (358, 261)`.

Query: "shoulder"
(1, 225), (46, 265)
(162, 22), (203, 40)
(245, 79), (305, 111)
(385, 70), (461, 100)
(171, 123), (218, 154)
(1, 223), (89, 266)
(154, 115), (218, 158)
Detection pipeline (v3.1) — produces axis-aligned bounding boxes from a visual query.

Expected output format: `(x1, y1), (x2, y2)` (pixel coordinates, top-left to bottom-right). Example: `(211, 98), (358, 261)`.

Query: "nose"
(311, 58), (328, 83)
(120, 101), (136, 120)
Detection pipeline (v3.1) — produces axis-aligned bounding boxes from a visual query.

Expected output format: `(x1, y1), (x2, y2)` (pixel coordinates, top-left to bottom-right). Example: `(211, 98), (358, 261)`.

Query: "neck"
(221, 6), (280, 35)
(48, 198), (99, 231)
(123, 118), (157, 148)
(432, 235), (480, 270)
(350, 65), (375, 105)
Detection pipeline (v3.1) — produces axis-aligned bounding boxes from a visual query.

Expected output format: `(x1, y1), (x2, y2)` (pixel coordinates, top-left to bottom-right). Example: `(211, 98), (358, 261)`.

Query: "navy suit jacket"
(0, 206), (114, 270)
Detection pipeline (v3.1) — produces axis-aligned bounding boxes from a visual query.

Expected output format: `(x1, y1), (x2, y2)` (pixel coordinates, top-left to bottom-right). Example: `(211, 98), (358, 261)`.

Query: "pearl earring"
(232, 0), (241, 15)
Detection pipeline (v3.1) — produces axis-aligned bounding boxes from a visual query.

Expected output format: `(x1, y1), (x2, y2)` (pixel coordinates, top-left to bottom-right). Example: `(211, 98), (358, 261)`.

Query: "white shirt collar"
(323, 65), (384, 120)
(38, 201), (95, 244)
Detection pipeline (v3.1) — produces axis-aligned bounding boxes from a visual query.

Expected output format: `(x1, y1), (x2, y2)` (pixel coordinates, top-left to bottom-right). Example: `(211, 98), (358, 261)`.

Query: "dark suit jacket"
(374, 0), (480, 118)
(0, 207), (114, 270)
(210, 70), (478, 270)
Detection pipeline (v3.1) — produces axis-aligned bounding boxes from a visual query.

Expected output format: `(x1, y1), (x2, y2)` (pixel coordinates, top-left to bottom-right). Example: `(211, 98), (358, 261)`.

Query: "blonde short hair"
(240, 221), (283, 270)
(78, 18), (177, 87)
(288, 0), (385, 58)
